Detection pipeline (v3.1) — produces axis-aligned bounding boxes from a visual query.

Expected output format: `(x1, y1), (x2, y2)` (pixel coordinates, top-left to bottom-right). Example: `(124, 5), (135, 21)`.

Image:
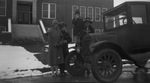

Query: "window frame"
(80, 6), (86, 18)
(87, 7), (94, 21)
(0, 26), (6, 32)
(72, 5), (78, 19)
(95, 7), (101, 22)
(42, 3), (56, 19)
(102, 8), (108, 22)
(0, 0), (7, 16)
(102, 8), (108, 13)
(95, 29), (101, 33)
(42, 3), (49, 19)
(50, 3), (56, 19)
(130, 5), (148, 24)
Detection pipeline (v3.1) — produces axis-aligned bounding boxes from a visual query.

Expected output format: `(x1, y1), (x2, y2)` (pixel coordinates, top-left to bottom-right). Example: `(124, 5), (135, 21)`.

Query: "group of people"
(47, 9), (94, 77)
(72, 9), (95, 42)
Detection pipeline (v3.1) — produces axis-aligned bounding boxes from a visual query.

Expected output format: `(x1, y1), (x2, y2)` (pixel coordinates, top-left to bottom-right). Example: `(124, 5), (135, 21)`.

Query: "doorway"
(17, 1), (32, 24)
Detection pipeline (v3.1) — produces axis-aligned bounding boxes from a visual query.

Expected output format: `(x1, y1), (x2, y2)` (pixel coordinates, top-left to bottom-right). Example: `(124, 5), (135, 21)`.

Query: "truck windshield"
(131, 5), (147, 24)
(105, 11), (127, 30)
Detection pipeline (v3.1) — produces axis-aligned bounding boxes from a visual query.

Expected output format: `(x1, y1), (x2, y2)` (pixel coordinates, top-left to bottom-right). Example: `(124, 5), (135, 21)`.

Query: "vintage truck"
(65, 1), (150, 83)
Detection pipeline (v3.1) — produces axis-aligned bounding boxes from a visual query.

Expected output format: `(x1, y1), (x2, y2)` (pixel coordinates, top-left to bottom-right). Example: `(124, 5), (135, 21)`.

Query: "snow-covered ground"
(0, 43), (75, 79)
(0, 43), (150, 79)
(0, 45), (50, 79)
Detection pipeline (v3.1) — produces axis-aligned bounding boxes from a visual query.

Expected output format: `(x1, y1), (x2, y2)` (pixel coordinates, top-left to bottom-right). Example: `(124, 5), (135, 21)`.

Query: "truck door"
(131, 4), (150, 50)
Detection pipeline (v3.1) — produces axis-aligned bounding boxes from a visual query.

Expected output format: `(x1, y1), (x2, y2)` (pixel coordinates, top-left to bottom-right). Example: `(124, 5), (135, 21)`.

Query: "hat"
(52, 19), (59, 26)
(85, 17), (92, 23)
(75, 9), (80, 15)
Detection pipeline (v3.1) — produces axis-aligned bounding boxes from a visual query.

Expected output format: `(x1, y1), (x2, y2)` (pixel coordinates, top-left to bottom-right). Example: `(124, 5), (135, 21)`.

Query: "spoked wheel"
(91, 49), (122, 83)
(65, 51), (86, 76)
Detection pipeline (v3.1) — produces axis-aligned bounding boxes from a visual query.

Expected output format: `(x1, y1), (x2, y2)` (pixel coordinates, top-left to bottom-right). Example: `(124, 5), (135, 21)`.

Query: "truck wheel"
(65, 51), (86, 76)
(91, 49), (122, 83)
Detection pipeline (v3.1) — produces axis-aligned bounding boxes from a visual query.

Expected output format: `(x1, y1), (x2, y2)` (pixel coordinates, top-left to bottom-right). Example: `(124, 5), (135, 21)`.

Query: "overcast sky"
(114, 0), (150, 6)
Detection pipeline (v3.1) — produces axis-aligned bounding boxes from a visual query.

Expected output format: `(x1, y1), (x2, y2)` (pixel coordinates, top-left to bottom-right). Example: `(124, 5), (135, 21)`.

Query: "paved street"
(0, 67), (150, 83)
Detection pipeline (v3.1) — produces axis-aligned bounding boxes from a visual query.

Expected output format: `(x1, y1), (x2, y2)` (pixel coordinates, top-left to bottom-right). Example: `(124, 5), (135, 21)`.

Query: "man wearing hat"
(84, 17), (95, 33)
(72, 9), (86, 42)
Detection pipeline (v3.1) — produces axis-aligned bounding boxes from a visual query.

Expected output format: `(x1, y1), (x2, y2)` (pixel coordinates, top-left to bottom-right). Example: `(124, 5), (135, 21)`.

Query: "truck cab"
(102, 2), (150, 54)
(90, 1), (150, 82)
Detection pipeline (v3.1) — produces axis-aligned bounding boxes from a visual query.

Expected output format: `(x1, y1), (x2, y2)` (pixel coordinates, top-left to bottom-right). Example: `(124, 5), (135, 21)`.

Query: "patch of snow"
(0, 43), (76, 79)
(0, 45), (50, 79)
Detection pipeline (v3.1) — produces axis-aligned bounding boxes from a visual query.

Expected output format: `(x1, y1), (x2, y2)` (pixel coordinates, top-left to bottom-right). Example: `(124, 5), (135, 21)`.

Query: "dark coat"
(72, 17), (86, 36)
(61, 30), (72, 58)
(47, 26), (64, 66)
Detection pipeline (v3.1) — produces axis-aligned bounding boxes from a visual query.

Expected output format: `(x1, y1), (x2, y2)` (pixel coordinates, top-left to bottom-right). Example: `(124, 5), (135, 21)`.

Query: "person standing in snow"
(47, 19), (64, 77)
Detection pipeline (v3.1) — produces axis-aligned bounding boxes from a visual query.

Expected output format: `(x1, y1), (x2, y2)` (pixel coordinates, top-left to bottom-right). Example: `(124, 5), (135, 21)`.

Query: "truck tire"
(65, 51), (86, 76)
(91, 49), (122, 83)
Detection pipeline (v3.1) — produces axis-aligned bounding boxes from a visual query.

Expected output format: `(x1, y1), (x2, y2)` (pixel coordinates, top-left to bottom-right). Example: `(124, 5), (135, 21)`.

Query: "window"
(42, 3), (56, 19)
(95, 29), (101, 33)
(50, 4), (56, 19)
(102, 8), (108, 13)
(95, 7), (101, 21)
(101, 8), (108, 22)
(0, 0), (6, 16)
(105, 11), (127, 30)
(87, 7), (93, 21)
(131, 5), (147, 24)
(72, 5), (78, 19)
(0, 26), (6, 32)
(80, 6), (86, 18)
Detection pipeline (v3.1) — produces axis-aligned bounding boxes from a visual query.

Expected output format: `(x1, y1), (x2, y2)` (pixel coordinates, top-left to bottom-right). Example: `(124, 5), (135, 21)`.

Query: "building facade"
(0, 0), (113, 42)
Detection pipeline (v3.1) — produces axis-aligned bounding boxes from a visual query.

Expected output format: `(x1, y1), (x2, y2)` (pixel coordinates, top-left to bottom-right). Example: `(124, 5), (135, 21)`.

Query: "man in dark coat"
(59, 22), (72, 76)
(84, 17), (95, 33)
(72, 9), (86, 42)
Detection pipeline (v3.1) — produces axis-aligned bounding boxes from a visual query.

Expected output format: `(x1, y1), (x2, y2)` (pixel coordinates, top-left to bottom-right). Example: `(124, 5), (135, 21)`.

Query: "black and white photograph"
(0, 0), (150, 83)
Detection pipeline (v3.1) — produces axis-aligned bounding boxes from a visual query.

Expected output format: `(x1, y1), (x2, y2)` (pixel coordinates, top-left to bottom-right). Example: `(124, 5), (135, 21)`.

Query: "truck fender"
(92, 41), (131, 60)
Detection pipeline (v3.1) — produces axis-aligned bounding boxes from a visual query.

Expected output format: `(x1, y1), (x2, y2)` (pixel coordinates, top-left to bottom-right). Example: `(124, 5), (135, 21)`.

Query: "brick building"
(0, 0), (113, 43)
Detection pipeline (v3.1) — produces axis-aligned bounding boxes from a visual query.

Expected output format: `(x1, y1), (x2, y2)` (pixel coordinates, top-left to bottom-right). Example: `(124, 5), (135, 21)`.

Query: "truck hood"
(90, 32), (118, 43)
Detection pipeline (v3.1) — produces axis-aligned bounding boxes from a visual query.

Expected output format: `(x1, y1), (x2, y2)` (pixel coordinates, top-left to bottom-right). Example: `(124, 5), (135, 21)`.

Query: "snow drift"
(0, 45), (50, 79)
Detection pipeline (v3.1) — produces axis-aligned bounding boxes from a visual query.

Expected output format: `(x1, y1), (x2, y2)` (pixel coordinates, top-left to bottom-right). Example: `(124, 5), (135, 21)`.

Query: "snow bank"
(0, 45), (49, 79)
(0, 43), (75, 79)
